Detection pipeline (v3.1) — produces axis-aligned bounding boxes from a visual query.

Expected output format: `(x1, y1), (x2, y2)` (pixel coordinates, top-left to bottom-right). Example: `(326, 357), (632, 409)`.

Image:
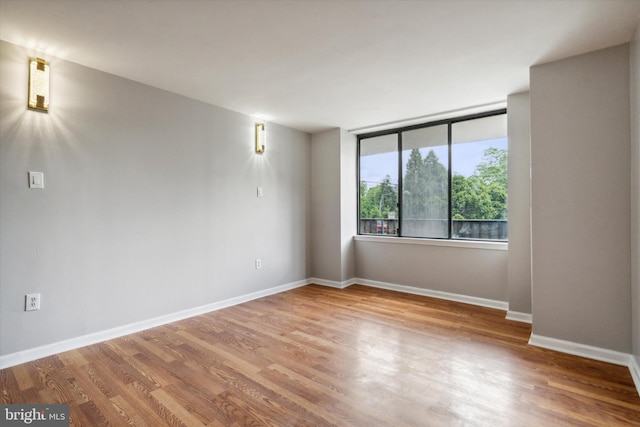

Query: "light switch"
(28, 171), (44, 189)
(257, 187), (263, 197)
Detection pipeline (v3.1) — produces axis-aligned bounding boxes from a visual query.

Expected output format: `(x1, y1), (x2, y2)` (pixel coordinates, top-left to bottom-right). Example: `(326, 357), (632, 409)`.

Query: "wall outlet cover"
(25, 293), (41, 311)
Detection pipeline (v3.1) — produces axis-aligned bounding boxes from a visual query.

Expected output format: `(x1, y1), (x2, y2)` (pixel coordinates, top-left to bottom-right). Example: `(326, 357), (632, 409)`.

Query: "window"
(359, 134), (398, 235)
(358, 110), (507, 241)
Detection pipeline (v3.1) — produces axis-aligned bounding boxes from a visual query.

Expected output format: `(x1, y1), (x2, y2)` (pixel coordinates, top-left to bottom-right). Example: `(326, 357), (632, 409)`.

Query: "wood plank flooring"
(2, 284), (639, 426)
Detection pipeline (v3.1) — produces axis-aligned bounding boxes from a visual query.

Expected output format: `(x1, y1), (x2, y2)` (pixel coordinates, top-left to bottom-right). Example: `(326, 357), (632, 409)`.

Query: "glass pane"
(359, 134), (398, 235)
(401, 125), (449, 238)
(451, 114), (508, 240)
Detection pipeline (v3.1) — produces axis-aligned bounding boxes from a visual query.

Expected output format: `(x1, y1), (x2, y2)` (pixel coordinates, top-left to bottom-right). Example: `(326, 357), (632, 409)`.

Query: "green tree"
(451, 147), (507, 220)
(364, 147), (507, 221)
(359, 176), (397, 219)
(359, 181), (377, 218)
(477, 147), (507, 219)
(423, 150), (448, 219)
(476, 147), (507, 188)
(376, 175), (398, 218)
(403, 149), (427, 218)
(402, 149), (448, 220)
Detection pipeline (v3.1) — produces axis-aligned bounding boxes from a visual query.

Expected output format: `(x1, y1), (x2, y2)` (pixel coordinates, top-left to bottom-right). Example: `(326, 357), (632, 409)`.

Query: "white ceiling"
(1, 0), (639, 134)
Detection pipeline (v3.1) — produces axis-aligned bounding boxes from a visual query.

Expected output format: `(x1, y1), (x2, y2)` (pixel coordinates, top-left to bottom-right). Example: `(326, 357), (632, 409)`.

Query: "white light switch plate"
(28, 171), (44, 189)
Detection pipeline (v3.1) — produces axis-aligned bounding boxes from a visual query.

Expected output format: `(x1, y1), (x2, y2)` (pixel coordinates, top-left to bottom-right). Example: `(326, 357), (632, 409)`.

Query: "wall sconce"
(28, 57), (50, 112)
(255, 122), (266, 153)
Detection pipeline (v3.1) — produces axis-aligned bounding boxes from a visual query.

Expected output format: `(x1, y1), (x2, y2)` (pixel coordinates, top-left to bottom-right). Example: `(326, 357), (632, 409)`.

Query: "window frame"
(357, 108), (508, 241)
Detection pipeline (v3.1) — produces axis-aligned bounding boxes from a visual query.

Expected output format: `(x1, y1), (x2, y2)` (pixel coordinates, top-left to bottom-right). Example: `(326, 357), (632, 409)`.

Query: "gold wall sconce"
(255, 122), (266, 153)
(28, 57), (50, 112)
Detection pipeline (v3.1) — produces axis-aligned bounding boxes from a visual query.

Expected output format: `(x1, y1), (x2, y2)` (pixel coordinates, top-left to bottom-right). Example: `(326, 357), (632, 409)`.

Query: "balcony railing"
(359, 218), (508, 241)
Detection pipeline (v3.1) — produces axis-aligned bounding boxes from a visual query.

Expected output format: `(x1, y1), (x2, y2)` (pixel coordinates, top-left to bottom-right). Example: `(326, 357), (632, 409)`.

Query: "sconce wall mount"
(28, 57), (50, 112)
(255, 122), (266, 153)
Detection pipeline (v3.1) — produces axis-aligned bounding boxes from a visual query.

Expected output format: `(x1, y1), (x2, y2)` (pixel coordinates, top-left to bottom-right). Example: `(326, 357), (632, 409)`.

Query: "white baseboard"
(630, 356), (640, 397)
(505, 311), (532, 324)
(354, 278), (508, 311)
(309, 277), (356, 289)
(528, 334), (631, 367)
(0, 279), (308, 370)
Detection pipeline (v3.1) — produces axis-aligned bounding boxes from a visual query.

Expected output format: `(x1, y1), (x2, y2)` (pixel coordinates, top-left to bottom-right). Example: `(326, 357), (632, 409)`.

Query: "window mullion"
(447, 124), (452, 239)
(397, 132), (402, 236)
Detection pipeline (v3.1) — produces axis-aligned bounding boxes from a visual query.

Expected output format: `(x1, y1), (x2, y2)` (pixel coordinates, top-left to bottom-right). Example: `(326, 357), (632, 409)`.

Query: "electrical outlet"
(255, 258), (262, 269)
(25, 293), (41, 311)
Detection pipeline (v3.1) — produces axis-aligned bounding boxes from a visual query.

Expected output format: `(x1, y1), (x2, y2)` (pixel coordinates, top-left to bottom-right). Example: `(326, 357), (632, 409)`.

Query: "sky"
(360, 137), (507, 188)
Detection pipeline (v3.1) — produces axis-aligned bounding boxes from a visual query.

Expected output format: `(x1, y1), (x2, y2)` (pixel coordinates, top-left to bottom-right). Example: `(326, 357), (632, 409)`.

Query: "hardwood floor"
(2, 284), (639, 426)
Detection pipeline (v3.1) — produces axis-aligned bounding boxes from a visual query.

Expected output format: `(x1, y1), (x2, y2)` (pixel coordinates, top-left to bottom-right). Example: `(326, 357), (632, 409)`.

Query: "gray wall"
(339, 129), (357, 282)
(310, 128), (356, 283)
(355, 241), (508, 302)
(530, 44), (631, 352)
(507, 92), (532, 315)
(0, 40), (311, 356)
(631, 23), (640, 366)
(311, 129), (342, 282)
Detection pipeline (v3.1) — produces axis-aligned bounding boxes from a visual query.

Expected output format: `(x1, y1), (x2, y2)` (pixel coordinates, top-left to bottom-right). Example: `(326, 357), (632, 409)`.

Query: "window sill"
(353, 235), (508, 251)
